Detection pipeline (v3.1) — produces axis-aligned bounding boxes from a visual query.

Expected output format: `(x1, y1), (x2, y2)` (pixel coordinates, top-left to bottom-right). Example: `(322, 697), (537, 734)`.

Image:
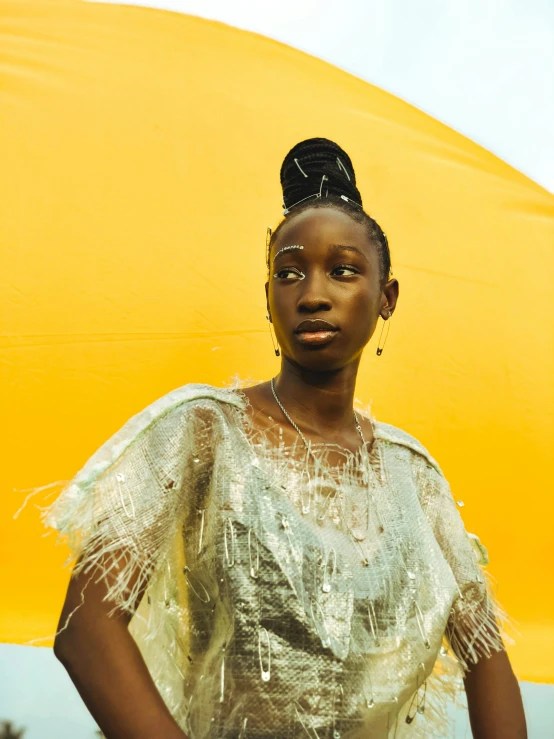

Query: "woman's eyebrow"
(329, 244), (369, 263)
(274, 244), (305, 260)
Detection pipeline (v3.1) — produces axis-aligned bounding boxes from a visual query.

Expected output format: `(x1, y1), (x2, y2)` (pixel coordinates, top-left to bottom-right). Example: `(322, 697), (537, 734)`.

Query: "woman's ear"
(381, 278), (399, 317)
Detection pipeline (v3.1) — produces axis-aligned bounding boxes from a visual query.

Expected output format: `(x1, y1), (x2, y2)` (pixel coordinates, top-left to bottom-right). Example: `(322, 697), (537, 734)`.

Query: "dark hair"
(268, 138), (392, 287)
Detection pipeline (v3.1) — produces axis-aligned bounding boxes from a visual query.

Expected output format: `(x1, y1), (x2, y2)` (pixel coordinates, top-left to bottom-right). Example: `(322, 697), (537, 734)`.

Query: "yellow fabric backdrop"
(1, 0), (552, 681)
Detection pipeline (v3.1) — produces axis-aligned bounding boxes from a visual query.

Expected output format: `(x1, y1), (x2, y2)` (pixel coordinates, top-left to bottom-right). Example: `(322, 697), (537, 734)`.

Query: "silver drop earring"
(376, 310), (392, 356)
(266, 314), (280, 356)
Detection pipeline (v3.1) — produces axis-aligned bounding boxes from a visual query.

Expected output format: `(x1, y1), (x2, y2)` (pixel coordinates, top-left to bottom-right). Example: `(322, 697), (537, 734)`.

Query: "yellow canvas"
(1, 0), (552, 681)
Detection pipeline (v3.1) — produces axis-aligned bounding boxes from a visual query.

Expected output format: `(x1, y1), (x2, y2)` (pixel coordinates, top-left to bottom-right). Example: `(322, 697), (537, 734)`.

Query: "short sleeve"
(44, 399), (199, 616)
(414, 455), (509, 672)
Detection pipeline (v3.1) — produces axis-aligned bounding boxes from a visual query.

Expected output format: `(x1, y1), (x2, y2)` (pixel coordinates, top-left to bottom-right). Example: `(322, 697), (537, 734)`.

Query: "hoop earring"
(266, 314), (280, 356)
(376, 311), (392, 356)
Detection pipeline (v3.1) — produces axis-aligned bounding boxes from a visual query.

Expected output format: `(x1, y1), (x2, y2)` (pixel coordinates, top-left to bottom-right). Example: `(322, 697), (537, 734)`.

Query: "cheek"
(348, 290), (379, 334)
(268, 285), (289, 322)
(349, 288), (374, 314)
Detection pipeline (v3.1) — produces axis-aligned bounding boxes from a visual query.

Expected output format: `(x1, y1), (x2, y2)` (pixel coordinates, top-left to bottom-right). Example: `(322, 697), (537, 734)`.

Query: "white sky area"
(1, 642), (553, 737)
(87, 0), (554, 193)
(1, 1), (553, 736)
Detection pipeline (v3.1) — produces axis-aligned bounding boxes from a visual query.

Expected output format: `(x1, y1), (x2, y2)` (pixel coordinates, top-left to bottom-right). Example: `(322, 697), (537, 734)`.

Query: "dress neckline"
(227, 386), (381, 462)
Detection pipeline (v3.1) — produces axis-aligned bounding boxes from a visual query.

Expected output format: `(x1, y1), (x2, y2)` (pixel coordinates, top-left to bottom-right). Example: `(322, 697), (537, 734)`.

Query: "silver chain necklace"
(270, 377), (376, 545)
(270, 377), (367, 450)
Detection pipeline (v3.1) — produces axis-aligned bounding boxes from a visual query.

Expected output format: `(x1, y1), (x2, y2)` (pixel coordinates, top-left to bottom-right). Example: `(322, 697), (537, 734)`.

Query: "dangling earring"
(266, 314), (280, 356)
(265, 226), (272, 273)
(376, 310), (392, 356)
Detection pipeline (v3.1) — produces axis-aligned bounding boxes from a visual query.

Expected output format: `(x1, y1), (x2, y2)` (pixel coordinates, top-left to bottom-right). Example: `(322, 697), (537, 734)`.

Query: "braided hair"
(267, 138), (392, 288)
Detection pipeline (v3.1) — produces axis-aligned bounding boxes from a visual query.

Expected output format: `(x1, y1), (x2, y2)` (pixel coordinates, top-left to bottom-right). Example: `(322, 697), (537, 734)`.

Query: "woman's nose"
(296, 272), (332, 313)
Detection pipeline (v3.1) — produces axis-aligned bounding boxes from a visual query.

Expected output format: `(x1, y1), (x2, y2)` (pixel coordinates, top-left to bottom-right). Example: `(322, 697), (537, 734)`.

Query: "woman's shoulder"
(101, 381), (242, 446)
(372, 418), (445, 478)
(135, 382), (244, 418)
(68, 383), (243, 490)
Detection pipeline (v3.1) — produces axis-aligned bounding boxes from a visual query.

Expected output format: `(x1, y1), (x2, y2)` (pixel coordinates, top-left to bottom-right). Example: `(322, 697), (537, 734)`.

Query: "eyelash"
(333, 264), (359, 277)
(273, 267), (305, 280)
(273, 264), (360, 280)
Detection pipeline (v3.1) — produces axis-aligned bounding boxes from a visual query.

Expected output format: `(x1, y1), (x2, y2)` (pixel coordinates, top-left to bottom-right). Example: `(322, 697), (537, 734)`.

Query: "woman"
(50, 138), (526, 738)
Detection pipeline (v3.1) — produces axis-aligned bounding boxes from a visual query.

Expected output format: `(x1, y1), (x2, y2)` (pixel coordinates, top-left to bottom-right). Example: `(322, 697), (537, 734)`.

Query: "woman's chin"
(283, 349), (355, 373)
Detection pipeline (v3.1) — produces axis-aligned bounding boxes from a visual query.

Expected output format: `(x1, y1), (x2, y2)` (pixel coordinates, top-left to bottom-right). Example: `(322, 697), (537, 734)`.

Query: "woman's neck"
(272, 358), (361, 439)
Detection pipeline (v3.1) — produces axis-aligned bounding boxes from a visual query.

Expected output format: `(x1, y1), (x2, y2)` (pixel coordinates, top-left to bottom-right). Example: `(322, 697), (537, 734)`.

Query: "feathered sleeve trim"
(43, 382), (242, 616)
(412, 455), (512, 673)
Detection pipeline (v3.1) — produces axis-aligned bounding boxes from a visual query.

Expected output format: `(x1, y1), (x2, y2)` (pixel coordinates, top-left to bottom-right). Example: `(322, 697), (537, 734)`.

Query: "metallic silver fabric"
(45, 383), (507, 738)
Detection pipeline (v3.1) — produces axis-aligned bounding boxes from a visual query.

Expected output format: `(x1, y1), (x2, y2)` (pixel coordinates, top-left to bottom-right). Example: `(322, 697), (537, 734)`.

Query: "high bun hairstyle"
(281, 137), (363, 211)
(268, 137), (392, 288)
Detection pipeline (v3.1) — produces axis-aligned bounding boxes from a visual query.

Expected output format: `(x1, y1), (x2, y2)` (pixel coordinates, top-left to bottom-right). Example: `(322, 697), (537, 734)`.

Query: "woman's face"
(266, 207), (397, 372)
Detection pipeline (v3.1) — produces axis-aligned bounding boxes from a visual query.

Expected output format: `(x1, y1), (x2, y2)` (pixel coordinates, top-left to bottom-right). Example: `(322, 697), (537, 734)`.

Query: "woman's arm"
(414, 459), (527, 738)
(54, 558), (188, 739)
(464, 650), (527, 739)
(42, 394), (213, 738)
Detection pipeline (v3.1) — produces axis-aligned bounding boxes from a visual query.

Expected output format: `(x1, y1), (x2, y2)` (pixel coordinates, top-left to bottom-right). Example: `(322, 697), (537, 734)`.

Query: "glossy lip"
(294, 319), (339, 346)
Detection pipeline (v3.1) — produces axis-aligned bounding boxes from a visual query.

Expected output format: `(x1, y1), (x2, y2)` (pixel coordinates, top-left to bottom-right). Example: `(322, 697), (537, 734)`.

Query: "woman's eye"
(273, 268), (305, 280)
(333, 265), (359, 276)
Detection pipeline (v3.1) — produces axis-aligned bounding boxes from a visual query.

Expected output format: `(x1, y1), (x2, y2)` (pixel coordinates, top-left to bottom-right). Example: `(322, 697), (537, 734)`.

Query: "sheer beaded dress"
(44, 383), (508, 738)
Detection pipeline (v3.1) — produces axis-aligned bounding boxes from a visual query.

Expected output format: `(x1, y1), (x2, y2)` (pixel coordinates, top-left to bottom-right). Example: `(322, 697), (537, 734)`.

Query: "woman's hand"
(54, 555), (188, 739)
(464, 650), (527, 739)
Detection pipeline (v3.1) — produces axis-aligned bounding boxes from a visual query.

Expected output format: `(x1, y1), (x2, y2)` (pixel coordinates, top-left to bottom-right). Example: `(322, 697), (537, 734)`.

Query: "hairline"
(270, 204), (377, 263)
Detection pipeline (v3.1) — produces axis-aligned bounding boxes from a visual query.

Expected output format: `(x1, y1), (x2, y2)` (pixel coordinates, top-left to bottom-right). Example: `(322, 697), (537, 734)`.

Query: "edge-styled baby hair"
(268, 137), (392, 288)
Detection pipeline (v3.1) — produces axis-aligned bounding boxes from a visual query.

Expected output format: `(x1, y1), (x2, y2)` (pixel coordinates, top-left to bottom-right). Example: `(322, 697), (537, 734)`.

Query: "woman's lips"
(294, 319), (339, 346)
(296, 330), (338, 345)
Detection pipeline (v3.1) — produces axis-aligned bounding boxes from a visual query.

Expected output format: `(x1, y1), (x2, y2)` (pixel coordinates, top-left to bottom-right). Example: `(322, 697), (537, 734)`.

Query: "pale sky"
(1, 642), (553, 737)
(89, 0), (554, 193)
